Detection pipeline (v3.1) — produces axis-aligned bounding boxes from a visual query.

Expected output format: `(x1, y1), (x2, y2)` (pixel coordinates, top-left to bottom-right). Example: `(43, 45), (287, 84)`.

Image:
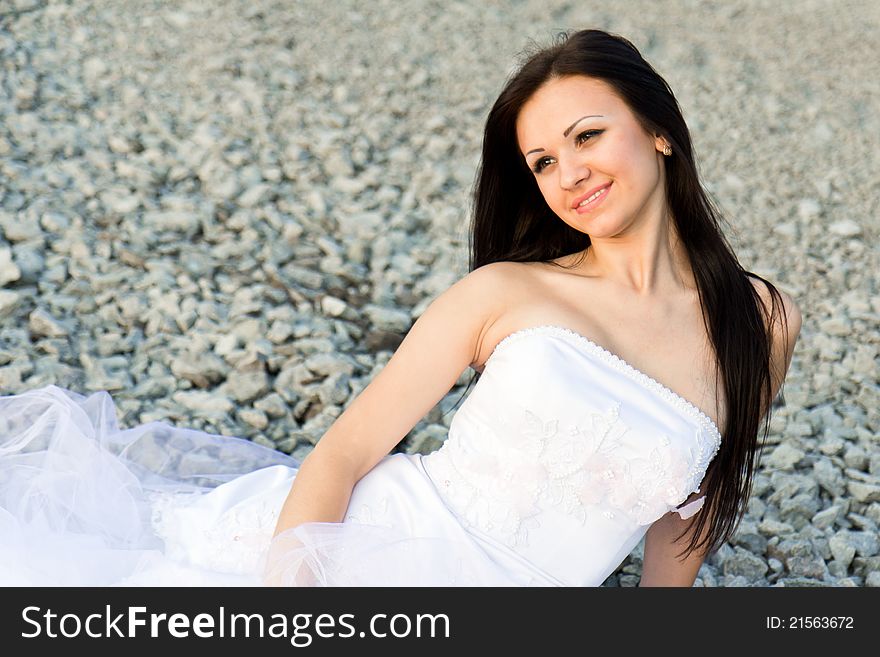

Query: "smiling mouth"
(573, 182), (612, 211)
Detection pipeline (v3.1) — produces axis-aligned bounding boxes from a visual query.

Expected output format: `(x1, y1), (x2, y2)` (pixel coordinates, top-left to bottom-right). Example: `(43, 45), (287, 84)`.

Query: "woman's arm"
(271, 263), (510, 538)
(640, 283), (802, 586)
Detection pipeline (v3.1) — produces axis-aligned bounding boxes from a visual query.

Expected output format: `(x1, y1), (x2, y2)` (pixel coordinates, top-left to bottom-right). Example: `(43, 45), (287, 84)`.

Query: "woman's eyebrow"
(525, 114), (605, 156)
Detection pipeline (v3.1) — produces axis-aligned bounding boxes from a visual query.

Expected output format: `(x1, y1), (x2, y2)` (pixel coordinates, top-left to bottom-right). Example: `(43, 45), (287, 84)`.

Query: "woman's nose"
(558, 156), (589, 190)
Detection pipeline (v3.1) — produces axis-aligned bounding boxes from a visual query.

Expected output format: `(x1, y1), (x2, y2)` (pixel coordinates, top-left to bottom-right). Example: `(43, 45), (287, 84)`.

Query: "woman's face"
(515, 75), (669, 239)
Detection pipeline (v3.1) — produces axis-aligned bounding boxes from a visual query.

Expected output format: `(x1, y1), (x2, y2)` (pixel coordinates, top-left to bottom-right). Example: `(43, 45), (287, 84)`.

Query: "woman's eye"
(532, 157), (553, 173)
(531, 130), (602, 173)
(576, 129), (601, 145)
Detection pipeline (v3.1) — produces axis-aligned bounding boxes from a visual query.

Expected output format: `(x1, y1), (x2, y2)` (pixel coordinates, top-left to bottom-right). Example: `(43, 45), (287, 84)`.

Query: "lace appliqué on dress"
(345, 496), (393, 528)
(425, 400), (716, 548)
(149, 490), (280, 574)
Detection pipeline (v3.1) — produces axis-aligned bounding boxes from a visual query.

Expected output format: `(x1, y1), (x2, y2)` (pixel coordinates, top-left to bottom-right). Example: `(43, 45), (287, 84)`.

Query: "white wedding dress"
(0, 324), (721, 587)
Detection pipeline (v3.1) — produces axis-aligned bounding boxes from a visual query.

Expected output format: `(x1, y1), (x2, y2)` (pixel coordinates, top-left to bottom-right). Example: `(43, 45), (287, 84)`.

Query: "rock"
(785, 555), (829, 580)
(812, 459), (845, 496)
(721, 574), (753, 587)
(101, 189), (141, 214)
(172, 390), (234, 415)
(11, 243), (45, 284)
(143, 210), (203, 237)
(281, 264), (325, 289)
(315, 372), (350, 406)
(0, 212), (43, 242)
(827, 219), (861, 237)
(363, 303), (411, 332)
(775, 577), (828, 587)
(253, 392), (290, 418)
(0, 290), (19, 318)
(0, 247), (21, 286)
(83, 359), (133, 392)
(170, 351), (230, 387)
(321, 295), (348, 317)
(849, 481), (880, 503)
(732, 531), (768, 554)
(811, 505), (843, 530)
(0, 365), (24, 389)
(407, 424), (448, 455)
(237, 183), (272, 208)
(28, 308), (70, 338)
(796, 198), (821, 221)
(765, 443), (805, 470)
(239, 408), (268, 430)
(828, 532), (856, 567)
(838, 530), (879, 558)
(767, 537), (814, 562)
(267, 320), (295, 344)
(304, 352), (356, 377)
(223, 369), (270, 404)
(722, 547), (768, 580)
(843, 445), (869, 470)
(818, 434), (846, 456)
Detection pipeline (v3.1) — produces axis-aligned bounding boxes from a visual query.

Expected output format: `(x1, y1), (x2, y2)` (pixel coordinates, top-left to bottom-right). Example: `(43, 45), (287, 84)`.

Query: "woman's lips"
(573, 182), (612, 214)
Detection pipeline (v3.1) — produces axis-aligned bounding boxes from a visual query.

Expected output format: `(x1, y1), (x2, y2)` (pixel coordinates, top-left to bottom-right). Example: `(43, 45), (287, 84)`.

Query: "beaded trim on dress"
(484, 324), (724, 444)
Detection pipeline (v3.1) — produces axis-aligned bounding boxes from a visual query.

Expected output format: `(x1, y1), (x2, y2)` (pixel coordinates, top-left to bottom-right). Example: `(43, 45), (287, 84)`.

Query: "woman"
(0, 29), (800, 587)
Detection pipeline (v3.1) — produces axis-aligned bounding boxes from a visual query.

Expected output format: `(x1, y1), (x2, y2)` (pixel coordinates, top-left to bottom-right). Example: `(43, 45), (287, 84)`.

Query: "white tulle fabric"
(0, 324), (721, 587)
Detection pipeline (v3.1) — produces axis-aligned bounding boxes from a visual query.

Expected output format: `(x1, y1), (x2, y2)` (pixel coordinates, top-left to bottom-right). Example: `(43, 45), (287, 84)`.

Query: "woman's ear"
(653, 134), (668, 152)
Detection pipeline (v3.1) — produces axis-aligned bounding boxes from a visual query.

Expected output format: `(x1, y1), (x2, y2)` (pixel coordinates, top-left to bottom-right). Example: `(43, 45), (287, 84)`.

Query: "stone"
(0, 290), (19, 318)
(254, 392), (290, 418)
(765, 443), (805, 470)
(849, 481), (880, 503)
(827, 219), (861, 237)
(224, 369), (271, 404)
(797, 199), (821, 221)
(239, 408), (268, 430)
(170, 351), (230, 388)
(172, 390), (234, 415)
(11, 243), (45, 284)
(28, 308), (70, 338)
(811, 505), (843, 530)
(304, 352), (356, 377)
(317, 372), (351, 406)
(363, 303), (411, 333)
(828, 532), (856, 567)
(321, 295), (348, 317)
(407, 424), (448, 455)
(267, 320), (295, 344)
(237, 183), (272, 208)
(722, 547), (768, 580)
(143, 210), (202, 237)
(840, 530), (879, 558)
(785, 555), (829, 580)
(0, 212), (43, 242)
(84, 361), (133, 392)
(812, 459), (845, 496)
(0, 247), (21, 286)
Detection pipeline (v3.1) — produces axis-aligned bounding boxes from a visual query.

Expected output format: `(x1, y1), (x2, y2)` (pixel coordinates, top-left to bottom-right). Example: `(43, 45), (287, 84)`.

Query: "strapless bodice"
(421, 324), (722, 586)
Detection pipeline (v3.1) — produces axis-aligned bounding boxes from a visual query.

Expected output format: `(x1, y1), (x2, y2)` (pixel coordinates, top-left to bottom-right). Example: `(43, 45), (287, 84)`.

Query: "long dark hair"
(461, 29), (792, 562)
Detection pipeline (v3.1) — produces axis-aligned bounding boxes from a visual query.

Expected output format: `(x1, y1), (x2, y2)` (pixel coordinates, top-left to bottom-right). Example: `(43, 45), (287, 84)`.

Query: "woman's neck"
(578, 215), (696, 299)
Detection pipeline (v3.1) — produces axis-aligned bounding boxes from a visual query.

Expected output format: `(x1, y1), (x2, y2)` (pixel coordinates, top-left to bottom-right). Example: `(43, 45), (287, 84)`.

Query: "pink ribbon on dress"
(673, 496), (705, 520)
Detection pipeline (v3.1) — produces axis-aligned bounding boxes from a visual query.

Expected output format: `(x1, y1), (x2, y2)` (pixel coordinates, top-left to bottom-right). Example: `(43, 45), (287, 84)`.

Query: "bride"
(0, 29), (800, 587)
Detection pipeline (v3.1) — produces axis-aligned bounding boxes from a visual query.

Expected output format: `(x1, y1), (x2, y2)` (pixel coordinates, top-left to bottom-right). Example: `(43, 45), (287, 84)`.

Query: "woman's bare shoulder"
(745, 274), (803, 339)
(460, 261), (542, 298)
(455, 261), (546, 371)
(745, 274), (803, 404)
